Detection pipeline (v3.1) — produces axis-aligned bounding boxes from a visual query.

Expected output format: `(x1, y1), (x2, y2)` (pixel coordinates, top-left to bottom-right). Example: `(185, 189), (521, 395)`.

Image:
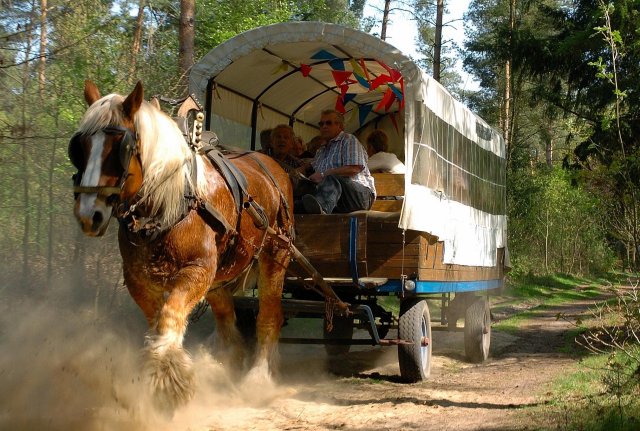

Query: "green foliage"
(508, 166), (615, 277)
(195, 0), (361, 57)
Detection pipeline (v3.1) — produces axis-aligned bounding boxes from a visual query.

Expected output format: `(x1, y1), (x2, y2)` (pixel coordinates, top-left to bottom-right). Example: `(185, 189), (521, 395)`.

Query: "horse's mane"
(78, 94), (207, 228)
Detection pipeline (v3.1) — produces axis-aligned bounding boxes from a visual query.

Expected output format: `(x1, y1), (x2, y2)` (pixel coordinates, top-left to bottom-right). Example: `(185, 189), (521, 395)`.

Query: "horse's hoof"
(145, 347), (195, 412)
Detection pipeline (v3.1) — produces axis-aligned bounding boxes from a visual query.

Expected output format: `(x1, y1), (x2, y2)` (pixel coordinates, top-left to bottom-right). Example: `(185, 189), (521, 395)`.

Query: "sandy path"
(176, 296), (595, 431)
(0, 295), (598, 431)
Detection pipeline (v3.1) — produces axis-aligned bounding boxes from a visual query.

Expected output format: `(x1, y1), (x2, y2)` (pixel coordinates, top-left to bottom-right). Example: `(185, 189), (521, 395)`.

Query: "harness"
(68, 110), (349, 319)
(69, 125), (138, 199)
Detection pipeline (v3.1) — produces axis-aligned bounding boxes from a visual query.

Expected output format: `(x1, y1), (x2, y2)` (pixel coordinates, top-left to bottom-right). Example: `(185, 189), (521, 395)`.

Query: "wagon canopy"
(189, 22), (508, 268)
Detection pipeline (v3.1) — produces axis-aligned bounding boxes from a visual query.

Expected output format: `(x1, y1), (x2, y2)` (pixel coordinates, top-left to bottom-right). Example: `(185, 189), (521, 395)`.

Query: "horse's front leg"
(143, 265), (214, 410)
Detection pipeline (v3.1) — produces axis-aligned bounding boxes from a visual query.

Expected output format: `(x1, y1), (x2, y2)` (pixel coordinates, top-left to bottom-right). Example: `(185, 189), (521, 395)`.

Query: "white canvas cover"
(189, 22), (508, 268)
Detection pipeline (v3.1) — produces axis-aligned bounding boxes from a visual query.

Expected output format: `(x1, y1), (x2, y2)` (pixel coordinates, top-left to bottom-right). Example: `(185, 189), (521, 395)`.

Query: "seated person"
(305, 135), (325, 158)
(258, 128), (272, 155)
(269, 124), (314, 199)
(299, 110), (376, 214)
(366, 129), (405, 174)
(295, 135), (315, 159)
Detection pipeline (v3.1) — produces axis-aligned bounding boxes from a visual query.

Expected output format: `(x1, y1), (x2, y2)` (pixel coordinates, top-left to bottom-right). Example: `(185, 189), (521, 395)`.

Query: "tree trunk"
(503, 0), (516, 157)
(47, 116), (58, 284)
(22, 19), (33, 287)
(544, 209), (549, 273)
(38, 0), (47, 99)
(545, 136), (553, 167)
(178, 0), (195, 96)
(130, 0), (145, 85)
(381, 0), (391, 41)
(433, 0), (443, 81)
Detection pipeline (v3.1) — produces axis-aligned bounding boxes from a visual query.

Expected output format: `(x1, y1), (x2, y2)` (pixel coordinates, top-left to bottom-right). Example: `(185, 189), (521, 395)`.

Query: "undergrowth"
(517, 274), (640, 430)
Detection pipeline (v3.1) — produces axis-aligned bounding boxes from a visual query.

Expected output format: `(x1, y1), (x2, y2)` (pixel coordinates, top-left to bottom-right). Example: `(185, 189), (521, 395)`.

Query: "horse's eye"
(68, 133), (85, 169)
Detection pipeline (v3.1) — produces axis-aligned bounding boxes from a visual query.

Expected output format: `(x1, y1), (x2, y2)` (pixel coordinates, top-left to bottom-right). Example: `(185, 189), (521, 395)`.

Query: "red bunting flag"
(375, 88), (396, 112)
(332, 70), (353, 87)
(300, 64), (312, 77)
(335, 95), (346, 113)
(370, 74), (391, 91)
(340, 84), (349, 98)
(377, 60), (402, 82)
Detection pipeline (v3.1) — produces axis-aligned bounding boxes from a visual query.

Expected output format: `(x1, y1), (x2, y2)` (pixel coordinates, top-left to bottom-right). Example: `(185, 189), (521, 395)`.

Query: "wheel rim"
(481, 308), (491, 356)
(420, 314), (429, 370)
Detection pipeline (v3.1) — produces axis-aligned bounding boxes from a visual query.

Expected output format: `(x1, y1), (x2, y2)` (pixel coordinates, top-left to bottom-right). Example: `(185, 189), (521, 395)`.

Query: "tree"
(179, 0), (194, 96)
(411, 0), (462, 91)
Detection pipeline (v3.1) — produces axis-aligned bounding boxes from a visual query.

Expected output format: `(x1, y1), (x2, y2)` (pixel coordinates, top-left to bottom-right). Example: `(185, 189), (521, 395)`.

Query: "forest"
(0, 0), (638, 302)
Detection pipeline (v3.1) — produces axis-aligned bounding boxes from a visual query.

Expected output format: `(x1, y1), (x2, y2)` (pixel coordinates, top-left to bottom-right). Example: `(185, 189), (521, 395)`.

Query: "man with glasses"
(300, 109), (376, 214)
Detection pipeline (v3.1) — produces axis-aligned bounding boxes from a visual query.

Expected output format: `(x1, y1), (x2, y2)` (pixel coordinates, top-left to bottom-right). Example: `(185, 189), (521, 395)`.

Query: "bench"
(370, 173), (404, 212)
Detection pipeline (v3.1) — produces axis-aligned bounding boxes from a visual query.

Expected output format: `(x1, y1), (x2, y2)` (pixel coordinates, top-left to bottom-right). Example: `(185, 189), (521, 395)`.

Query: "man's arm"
(308, 164), (363, 183)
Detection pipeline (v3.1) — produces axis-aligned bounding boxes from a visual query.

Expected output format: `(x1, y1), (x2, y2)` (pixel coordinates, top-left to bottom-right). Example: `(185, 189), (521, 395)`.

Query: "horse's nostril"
(92, 211), (103, 227)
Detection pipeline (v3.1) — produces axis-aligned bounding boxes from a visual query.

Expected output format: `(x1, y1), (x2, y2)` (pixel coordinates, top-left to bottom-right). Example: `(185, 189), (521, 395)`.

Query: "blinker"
(68, 125), (138, 198)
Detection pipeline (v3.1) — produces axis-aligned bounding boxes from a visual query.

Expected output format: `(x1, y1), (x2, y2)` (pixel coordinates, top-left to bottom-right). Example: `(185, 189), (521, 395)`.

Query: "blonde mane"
(78, 93), (208, 228)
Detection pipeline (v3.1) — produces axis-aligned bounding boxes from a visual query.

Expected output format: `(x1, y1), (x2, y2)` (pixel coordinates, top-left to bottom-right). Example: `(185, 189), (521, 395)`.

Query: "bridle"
(68, 125), (138, 199)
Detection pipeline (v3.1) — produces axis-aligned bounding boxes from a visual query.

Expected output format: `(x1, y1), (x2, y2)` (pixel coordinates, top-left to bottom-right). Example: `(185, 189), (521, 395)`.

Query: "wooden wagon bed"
(290, 173), (506, 285)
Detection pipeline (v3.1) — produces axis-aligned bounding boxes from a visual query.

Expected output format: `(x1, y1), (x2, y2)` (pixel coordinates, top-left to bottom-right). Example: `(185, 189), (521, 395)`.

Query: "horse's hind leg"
(250, 250), (289, 379)
(205, 285), (247, 374)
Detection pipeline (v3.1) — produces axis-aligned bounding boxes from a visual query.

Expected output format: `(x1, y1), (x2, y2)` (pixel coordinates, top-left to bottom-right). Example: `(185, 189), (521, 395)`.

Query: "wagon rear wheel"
(398, 298), (432, 382)
(324, 315), (354, 356)
(464, 297), (491, 363)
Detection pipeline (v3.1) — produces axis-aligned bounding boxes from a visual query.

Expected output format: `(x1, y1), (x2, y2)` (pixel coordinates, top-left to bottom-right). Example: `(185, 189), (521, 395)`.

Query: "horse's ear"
(123, 81), (144, 119)
(149, 96), (161, 110)
(84, 80), (101, 106)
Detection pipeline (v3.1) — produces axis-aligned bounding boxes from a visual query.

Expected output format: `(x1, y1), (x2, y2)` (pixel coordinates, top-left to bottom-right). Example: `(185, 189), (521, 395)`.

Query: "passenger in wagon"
(300, 109), (376, 214)
(258, 128), (273, 155)
(366, 129), (405, 174)
(269, 124), (315, 199)
(305, 135), (325, 158)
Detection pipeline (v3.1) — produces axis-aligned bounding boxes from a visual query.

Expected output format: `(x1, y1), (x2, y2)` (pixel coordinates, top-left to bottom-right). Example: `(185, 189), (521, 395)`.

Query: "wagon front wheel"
(398, 298), (432, 382)
(464, 297), (491, 363)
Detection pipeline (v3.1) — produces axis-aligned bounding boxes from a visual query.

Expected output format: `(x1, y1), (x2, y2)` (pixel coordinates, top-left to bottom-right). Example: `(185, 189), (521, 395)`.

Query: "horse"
(69, 80), (295, 410)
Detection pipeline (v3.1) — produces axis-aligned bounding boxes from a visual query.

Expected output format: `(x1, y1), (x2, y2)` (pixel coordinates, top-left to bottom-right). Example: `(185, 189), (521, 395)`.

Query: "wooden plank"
(370, 173), (404, 213)
(370, 200), (403, 212)
(294, 213), (367, 260)
(368, 245), (421, 258)
(418, 265), (504, 282)
(371, 173), (405, 197)
(294, 261), (368, 279)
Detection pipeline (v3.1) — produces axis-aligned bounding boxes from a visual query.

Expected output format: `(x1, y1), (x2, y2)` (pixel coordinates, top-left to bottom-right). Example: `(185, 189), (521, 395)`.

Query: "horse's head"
(69, 80), (145, 236)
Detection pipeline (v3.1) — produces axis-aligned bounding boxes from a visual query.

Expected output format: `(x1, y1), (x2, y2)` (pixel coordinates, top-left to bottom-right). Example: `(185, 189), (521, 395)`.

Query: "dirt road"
(163, 297), (593, 431)
(1, 294), (596, 431)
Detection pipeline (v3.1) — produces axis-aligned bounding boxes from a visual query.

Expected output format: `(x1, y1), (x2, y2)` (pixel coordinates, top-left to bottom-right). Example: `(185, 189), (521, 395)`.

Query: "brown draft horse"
(69, 80), (294, 409)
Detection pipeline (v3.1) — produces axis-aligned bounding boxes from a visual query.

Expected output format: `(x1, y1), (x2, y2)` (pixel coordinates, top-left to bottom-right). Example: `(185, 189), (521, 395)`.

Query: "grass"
(491, 273), (607, 334)
(499, 272), (640, 430)
(523, 352), (640, 430)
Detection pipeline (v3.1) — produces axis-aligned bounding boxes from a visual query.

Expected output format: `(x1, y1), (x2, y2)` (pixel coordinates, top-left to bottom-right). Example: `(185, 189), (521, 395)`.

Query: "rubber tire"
(324, 315), (354, 356)
(398, 299), (432, 382)
(464, 297), (491, 363)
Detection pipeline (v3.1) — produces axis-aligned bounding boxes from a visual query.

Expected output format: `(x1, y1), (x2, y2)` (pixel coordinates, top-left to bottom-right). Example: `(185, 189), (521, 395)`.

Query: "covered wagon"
(188, 21), (509, 381)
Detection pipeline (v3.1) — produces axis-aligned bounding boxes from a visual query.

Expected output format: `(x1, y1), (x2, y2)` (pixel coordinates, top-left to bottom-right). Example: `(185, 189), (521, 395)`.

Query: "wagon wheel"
(398, 298), (432, 382)
(464, 297), (491, 363)
(324, 315), (354, 356)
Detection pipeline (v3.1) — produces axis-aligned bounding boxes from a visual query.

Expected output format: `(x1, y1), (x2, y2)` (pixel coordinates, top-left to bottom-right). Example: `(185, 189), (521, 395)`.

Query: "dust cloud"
(0, 277), (346, 431)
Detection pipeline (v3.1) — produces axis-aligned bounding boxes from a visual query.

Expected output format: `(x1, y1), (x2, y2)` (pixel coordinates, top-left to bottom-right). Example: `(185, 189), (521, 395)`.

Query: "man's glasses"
(318, 120), (336, 126)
